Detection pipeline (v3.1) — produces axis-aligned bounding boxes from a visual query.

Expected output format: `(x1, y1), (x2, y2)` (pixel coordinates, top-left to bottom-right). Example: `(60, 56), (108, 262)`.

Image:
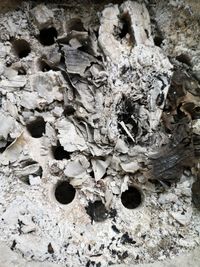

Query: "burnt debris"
(86, 200), (108, 223)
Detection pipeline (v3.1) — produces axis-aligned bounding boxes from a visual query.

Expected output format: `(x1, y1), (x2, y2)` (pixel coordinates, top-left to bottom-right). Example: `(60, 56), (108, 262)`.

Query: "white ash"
(0, 1), (199, 267)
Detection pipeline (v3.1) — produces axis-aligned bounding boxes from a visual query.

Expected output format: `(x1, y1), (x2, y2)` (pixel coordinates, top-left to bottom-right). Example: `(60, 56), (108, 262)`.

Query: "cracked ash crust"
(0, 1), (200, 267)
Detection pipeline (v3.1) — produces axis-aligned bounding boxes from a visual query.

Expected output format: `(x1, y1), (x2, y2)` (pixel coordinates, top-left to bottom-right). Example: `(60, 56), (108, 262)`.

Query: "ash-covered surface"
(0, 1), (200, 267)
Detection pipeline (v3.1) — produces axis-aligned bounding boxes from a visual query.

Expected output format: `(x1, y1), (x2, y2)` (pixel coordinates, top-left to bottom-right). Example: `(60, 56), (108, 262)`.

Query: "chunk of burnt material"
(61, 45), (97, 76)
(86, 200), (108, 223)
(48, 243), (54, 254)
(150, 144), (194, 183)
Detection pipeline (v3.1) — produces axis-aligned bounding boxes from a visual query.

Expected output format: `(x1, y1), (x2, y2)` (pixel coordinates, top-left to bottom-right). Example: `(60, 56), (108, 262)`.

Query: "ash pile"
(0, 1), (200, 267)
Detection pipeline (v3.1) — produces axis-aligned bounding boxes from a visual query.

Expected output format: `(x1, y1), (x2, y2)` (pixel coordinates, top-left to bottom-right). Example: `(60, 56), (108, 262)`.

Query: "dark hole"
(192, 71), (200, 83)
(63, 105), (76, 116)
(18, 67), (26, 75)
(20, 165), (43, 185)
(37, 166), (43, 177)
(86, 200), (108, 222)
(13, 39), (31, 58)
(121, 232), (136, 245)
(26, 117), (46, 138)
(154, 36), (163, 47)
(89, 170), (95, 178)
(119, 13), (135, 45)
(39, 27), (58, 46)
(119, 18), (129, 39)
(55, 181), (76, 204)
(176, 54), (191, 66)
(188, 105), (200, 120)
(52, 142), (71, 160)
(67, 18), (85, 32)
(121, 186), (142, 209)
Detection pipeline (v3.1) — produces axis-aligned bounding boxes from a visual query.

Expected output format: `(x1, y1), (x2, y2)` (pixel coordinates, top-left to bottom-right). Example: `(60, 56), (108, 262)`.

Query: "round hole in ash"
(26, 117), (46, 138)
(121, 186), (142, 209)
(55, 181), (76, 204)
(13, 39), (31, 58)
(39, 27), (58, 46)
(86, 200), (108, 222)
(52, 142), (71, 160)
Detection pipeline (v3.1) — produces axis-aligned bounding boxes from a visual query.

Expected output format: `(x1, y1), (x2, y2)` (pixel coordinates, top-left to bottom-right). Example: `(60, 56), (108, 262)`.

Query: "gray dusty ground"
(0, 1), (200, 267)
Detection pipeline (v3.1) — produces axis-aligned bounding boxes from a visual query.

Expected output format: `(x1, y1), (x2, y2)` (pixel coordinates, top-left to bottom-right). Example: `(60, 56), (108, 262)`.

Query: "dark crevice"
(67, 18), (85, 32)
(118, 12), (135, 45)
(12, 39), (31, 58)
(52, 142), (71, 160)
(39, 27), (58, 46)
(144, 29), (149, 38)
